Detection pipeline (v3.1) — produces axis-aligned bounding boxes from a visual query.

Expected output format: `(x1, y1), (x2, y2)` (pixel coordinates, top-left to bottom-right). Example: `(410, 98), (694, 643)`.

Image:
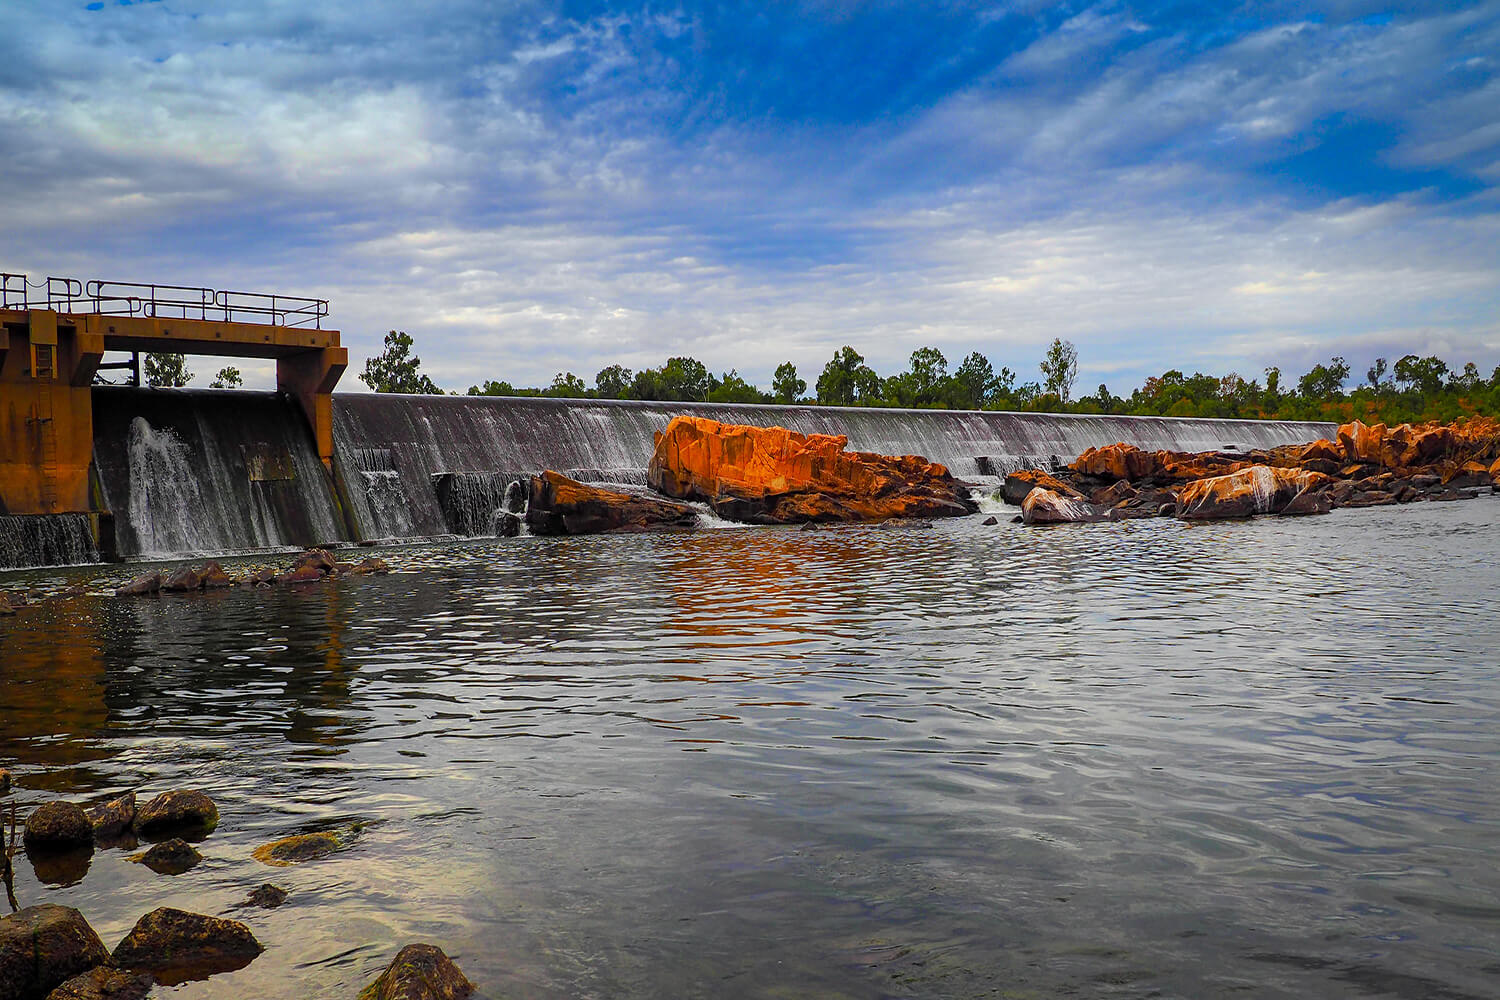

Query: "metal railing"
(0, 273), (330, 329)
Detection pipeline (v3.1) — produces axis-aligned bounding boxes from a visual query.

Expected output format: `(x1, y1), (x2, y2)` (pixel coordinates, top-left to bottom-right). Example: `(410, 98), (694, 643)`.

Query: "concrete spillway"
(7, 389), (1335, 565)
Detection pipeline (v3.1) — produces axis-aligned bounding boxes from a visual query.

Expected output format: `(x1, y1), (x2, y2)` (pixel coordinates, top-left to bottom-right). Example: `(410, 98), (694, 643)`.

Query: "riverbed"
(2, 499), (1498, 998)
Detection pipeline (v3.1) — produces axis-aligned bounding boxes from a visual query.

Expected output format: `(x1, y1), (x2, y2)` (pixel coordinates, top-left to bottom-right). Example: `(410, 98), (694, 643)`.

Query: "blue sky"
(2, 1), (1497, 394)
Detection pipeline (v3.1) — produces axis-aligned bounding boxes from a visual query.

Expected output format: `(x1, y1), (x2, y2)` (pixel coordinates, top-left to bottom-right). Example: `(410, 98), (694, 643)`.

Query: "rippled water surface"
(3, 500), (1500, 999)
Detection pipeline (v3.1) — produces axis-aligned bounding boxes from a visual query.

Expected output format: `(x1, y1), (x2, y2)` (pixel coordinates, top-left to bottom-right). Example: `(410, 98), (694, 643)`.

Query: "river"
(2, 498), (1498, 998)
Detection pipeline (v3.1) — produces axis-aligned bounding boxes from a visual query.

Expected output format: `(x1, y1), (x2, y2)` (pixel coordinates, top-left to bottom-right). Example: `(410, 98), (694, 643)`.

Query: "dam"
(6, 383), (1334, 567)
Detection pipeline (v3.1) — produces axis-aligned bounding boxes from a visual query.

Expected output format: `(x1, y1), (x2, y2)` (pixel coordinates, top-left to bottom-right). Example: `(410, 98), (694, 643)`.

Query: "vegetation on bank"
(350, 329), (1500, 426)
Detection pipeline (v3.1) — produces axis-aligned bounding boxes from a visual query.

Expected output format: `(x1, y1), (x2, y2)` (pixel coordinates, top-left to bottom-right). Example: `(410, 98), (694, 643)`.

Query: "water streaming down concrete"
(3, 388), (1336, 564)
(331, 394), (1335, 541)
(92, 388), (347, 559)
(0, 514), (99, 569)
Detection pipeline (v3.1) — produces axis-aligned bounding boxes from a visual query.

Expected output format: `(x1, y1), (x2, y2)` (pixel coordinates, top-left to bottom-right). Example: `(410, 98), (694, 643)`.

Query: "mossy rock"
(133, 790), (218, 837)
(251, 831), (344, 867)
(110, 907), (261, 985)
(0, 904), (109, 1000)
(357, 944), (474, 1000)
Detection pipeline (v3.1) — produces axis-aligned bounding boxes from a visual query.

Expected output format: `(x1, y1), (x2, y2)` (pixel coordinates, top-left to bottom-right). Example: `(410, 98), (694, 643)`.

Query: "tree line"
(357, 330), (1500, 425)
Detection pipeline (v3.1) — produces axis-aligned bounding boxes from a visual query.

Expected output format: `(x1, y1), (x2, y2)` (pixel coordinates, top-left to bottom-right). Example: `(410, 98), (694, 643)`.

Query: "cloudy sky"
(2, 1), (1498, 394)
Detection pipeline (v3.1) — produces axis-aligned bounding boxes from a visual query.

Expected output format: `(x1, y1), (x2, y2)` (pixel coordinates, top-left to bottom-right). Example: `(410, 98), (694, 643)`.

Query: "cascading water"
(0, 515), (99, 569)
(92, 388), (348, 559)
(331, 395), (1337, 543)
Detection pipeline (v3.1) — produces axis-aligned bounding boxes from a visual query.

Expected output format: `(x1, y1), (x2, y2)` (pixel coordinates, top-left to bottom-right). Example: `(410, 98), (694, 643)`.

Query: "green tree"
(467, 379), (522, 396)
(952, 352), (996, 409)
(707, 370), (766, 403)
(1366, 357), (1388, 391)
(816, 346), (881, 406)
(594, 364), (633, 398)
(545, 372), (589, 397)
(905, 346), (949, 406)
(144, 353), (193, 388)
(209, 365), (242, 389)
(772, 362), (805, 404)
(1394, 354), (1449, 395)
(361, 330), (441, 394)
(631, 357), (711, 401)
(1296, 356), (1350, 400)
(1039, 338), (1078, 403)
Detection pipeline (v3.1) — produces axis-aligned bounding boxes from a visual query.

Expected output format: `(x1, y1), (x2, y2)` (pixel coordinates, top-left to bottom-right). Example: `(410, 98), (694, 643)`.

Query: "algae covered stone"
(44, 966), (153, 1000)
(110, 907), (261, 984)
(130, 838), (202, 875)
(132, 790), (218, 837)
(252, 830), (344, 867)
(358, 944), (474, 1000)
(23, 802), (94, 852)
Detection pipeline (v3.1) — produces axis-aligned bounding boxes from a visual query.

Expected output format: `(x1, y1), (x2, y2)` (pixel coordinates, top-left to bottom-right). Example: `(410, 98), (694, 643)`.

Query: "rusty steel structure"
(0, 272), (347, 522)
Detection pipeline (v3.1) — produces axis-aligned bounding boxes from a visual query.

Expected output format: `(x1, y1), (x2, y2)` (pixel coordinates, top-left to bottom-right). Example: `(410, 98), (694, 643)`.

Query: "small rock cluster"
(115, 549), (391, 597)
(2, 778), (473, 999)
(1008, 417), (1500, 525)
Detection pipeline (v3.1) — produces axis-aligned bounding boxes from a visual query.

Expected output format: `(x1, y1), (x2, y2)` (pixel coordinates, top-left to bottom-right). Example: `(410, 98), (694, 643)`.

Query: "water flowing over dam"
(14, 388), (1335, 564)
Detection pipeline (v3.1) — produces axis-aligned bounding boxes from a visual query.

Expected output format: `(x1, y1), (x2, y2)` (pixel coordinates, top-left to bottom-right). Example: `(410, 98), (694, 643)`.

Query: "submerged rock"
(114, 573), (161, 598)
(87, 792), (136, 841)
(525, 471), (698, 535)
(160, 567), (203, 592)
(0, 593), (14, 616)
(199, 562), (235, 589)
(277, 564), (324, 585)
(0, 768), (10, 795)
(357, 944), (475, 1000)
(1020, 488), (1116, 525)
(133, 790), (218, 837)
(980, 515), (998, 526)
(1176, 466), (1324, 520)
(648, 415), (977, 524)
(110, 908), (261, 984)
(1279, 488), (1331, 516)
(23, 802), (94, 853)
(244, 884), (289, 909)
(45, 966), (153, 1000)
(0, 904), (110, 1000)
(352, 557), (391, 575)
(251, 830), (345, 867)
(131, 838), (202, 876)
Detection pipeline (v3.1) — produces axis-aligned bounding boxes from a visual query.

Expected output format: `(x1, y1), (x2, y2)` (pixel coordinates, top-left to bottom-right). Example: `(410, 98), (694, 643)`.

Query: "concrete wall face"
(0, 313), (99, 515)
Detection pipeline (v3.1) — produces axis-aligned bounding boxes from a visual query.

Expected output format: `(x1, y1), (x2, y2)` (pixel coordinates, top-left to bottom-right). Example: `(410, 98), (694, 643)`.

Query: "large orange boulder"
(1176, 466), (1328, 520)
(648, 416), (976, 523)
(1338, 420), (1386, 464)
(1070, 443), (1161, 481)
(525, 471), (698, 535)
(1380, 423), (1454, 468)
(1300, 439), (1343, 464)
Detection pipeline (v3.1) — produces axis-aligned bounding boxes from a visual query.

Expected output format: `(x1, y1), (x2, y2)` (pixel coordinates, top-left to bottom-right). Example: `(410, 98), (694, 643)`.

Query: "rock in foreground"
(358, 944), (474, 1000)
(110, 908), (261, 984)
(252, 831), (345, 867)
(44, 966), (153, 1000)
(23, 802), (94, 853)
(1021, 488), (1117, 525)
(0, 904), (110, 1000)
(648, 416), (977, 524)
(525, 471), (698, 535)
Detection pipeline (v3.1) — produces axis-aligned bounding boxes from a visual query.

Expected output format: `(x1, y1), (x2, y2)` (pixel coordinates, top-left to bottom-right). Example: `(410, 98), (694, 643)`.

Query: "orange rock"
(1337, 420), (1387, 464)
(526, 471), (697, 535)
(1002, 469), (1082, 506)
(1176, 466), (1326, 520)
(1380, 423), (1454, 468)
(647, 416), (977, 523)
(1070, 443), (1160, 480)
(1300, 439), (1343, 464)
(1490, 457), (1500, 482)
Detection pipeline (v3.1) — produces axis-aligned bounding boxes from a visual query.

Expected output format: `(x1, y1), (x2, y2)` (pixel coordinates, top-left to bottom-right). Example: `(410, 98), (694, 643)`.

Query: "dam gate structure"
(0, 273), (346, 561)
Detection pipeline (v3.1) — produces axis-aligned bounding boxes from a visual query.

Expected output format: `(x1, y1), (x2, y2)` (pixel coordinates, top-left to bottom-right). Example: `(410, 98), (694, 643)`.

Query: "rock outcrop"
(648, 416), (976, 524)
(45, 966), (153, 1000)
(357, 944), (475, 1000)
(1176, 466), (1325, 520)
(525, 471), (698, 535)
(0, 905), (109, 1000)
(1001, 469), (1081, 506)
(1021, 488), (1117, 525)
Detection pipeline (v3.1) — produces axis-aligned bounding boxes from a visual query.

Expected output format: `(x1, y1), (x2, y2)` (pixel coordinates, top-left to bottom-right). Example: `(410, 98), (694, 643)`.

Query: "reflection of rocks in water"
(26, 846), (92, 887)
(110, 907), (262, 986)
(131, 838), (202, 875)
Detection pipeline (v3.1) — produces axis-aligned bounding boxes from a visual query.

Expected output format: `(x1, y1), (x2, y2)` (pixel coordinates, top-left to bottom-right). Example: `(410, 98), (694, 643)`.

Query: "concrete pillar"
(277, 346), (348, 471)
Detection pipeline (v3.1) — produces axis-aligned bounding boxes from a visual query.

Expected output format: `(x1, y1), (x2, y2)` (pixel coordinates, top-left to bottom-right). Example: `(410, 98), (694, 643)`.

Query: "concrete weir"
(2, 328), (1336, 565)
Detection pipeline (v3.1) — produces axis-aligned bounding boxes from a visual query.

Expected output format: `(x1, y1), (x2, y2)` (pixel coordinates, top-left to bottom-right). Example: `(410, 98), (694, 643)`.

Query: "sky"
(2, 0), (1498, 395)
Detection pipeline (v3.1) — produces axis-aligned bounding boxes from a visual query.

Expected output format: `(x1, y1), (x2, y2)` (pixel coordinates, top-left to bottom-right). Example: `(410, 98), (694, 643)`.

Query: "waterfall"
(0, 515), (99, 569)
(331, 395), (1335, 542)
(92, 388), (348, 559)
